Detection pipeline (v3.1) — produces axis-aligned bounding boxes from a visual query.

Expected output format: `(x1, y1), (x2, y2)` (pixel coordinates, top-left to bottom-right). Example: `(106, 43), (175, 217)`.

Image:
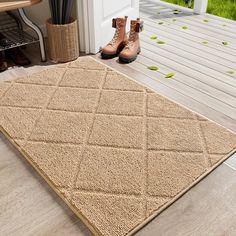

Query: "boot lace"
(109, 27), (120, 47)
(125, 26), (136, 49)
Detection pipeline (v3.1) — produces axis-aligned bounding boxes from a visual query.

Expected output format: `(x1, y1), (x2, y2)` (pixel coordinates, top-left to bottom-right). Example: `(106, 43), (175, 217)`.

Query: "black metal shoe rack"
(0, 11), (40, 55)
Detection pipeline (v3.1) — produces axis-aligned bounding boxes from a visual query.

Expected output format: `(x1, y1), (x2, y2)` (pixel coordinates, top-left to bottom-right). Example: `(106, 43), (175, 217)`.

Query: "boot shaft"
(112, 16), (128, 40)
(118, 18), (143, 63)
(129, 18), (143, 43)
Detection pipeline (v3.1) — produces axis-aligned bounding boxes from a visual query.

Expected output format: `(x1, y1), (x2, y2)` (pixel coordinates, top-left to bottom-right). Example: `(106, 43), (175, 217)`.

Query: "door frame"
(76, 0), (90, 54)
(76, 0), (102, 54)
(76, 0), (140, 54)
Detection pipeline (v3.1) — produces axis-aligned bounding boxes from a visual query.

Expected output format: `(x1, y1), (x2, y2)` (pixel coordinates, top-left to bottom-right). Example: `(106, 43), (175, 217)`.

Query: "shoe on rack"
(0, 52), (8, 72)
(101, 16), (128, 59)
(6, 48), (31, 66)
(119, 18), (143, 63)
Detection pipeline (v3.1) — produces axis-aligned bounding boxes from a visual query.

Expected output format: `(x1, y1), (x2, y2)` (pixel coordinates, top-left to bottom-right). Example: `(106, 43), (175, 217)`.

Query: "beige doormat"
(0, 56), (235, 236)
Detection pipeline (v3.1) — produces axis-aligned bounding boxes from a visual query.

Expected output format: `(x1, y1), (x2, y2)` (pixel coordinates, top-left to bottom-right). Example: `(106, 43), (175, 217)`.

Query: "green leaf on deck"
(222, 24), (227, 27)
(147, 66), (159, 71)
(202, 41), (208, 44)
(222, 41), (228, 46)
(182, 26), (188, 30)
(226, 71), (234, 75)
(173, 10), (181, 14)
(203, 19), (209, 23)
(158, 22), (164, 25)
(157, 41), (165, 44)
(172, 19), (177, 22)
(150, 36), (158, 40)
(165, 73), (175, 78)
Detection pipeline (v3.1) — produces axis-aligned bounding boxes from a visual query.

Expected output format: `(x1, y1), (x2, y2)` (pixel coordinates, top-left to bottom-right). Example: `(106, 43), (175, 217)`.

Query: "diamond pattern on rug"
(97, 90), (144, 116)
(15, 68), (66, 86)
(200, 122), (236, 154)
(22, 141), (82, 187)
(147, 118), (203, 152)
(29, 110), (93, 144)
(69, 57), (107, 70)
(72, 192), (144, 236)
(0, 82), (11, 98)
(88, 115), (144, 148)
(76, 146), (144, 195)
(48, 87), (100, 113)
(60, 69), (105, 89)
(147, 93), (196, 118)
(0, 56), (235, 236)
(147, 151), (207, 197)
(0, 83), (55, 108)
(0, 107), (41, 139)
(103, 71), (144, 91)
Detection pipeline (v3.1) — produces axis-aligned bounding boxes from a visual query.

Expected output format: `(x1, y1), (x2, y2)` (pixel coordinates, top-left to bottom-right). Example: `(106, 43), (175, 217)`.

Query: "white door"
(78, 0), (140, 54)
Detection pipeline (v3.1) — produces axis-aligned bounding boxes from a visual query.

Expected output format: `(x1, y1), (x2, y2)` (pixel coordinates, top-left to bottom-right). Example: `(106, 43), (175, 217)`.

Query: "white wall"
(24, 0), (50, 34)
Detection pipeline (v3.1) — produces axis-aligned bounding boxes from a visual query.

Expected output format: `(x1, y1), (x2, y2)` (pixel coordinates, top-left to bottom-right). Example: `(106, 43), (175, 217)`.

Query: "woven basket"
(46, 18), (79, 62)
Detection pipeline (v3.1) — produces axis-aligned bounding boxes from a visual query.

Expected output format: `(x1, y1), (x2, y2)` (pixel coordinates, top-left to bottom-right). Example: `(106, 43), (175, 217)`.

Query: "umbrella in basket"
(49, 0), (74, 25)
(63, 0), (74, 24)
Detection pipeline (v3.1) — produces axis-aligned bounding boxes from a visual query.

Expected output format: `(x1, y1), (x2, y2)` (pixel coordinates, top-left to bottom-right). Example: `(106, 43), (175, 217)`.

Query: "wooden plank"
(226, 153), (236, 170)
(135, 53), (236, 108)
(128, 59), (236, 120)
(176, 14), (236, 33)
(144, 12), (236, 36)
(139, 3), (172, 14)
(144, 19), (236, 63)
(206, 13), (236, 26)
(140, 40), (236, 91)
(143, 18), (236, 63)
(143, 25), (236, 69)
(169, 16), (236, 40)
(140, 6), (236, 40)
(140, 6), (193, 20)
(140, 0), (194, 13)
(142, 29), (236, 75)
(93, 55), (236, 132)
(140, 0), (236, 29)
(140, 14), (236, 53)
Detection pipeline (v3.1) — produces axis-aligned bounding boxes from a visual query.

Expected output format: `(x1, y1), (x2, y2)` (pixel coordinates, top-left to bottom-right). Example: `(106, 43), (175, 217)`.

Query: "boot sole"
(101, 53), (118, 59)
(119, 48), (141, 64)
(119, 56), (137, 63)
(101, 42), (127, 60)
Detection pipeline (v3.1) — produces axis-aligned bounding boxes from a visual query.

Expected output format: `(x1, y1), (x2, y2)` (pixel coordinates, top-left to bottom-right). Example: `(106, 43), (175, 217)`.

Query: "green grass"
(162, 0), (236, 20)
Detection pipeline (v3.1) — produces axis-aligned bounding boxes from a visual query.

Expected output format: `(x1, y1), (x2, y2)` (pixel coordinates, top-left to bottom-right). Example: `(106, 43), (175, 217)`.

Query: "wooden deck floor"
(1, 2), (236, 235)
(100, 0), (236, 132)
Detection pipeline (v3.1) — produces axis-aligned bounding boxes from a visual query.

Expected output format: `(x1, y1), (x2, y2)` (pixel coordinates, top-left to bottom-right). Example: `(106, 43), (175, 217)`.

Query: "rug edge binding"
(1, 56), (236, 236)
(1, 124), (235, 236)
(0, 125), (103, 236)
(90, 56), (236, 135)
(127, 148), (236, 236)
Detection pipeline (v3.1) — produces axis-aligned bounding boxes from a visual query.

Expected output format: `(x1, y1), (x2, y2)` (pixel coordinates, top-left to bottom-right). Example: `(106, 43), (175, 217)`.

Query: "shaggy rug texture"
(0, 57), (235, 236)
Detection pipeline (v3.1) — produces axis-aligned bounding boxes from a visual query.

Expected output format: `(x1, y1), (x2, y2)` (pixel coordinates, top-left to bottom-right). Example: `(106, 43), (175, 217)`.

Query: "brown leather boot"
(101, 16), (128, 59)
(0, 52), (7, 72)
(119, 18), (143, 63)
